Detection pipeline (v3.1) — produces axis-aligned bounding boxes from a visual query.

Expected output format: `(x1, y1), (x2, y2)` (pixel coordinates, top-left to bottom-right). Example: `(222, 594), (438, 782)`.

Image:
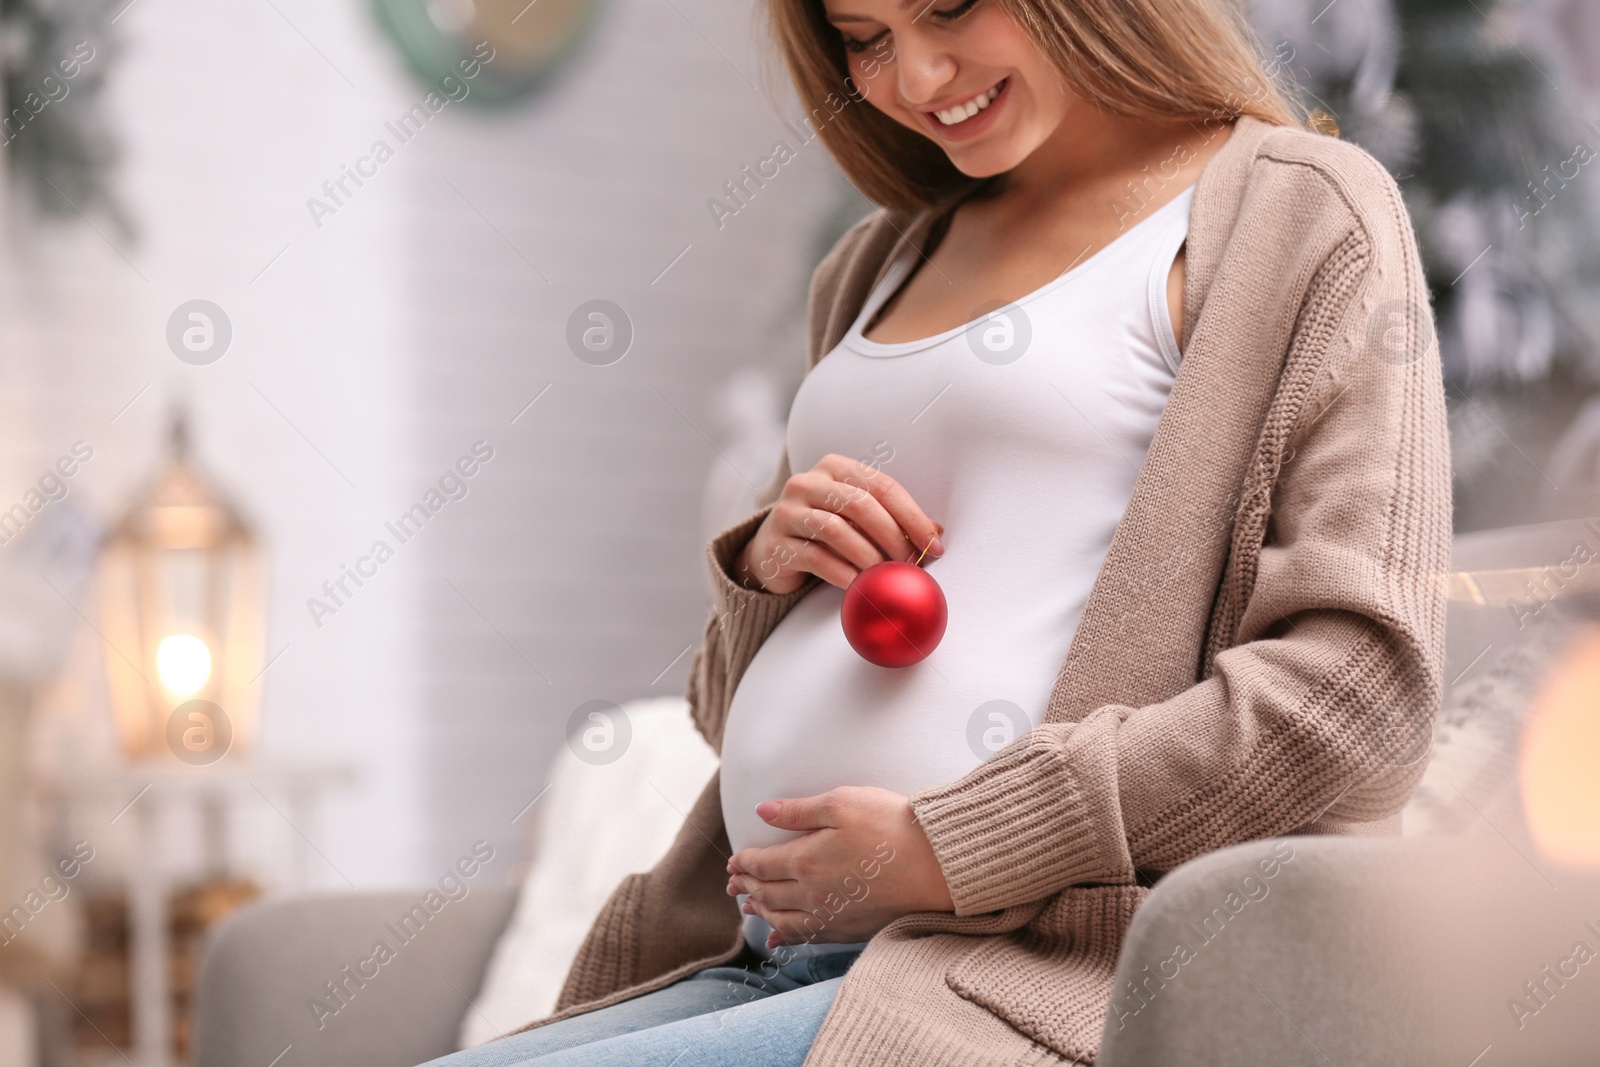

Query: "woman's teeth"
(934, 83), (1002, 127)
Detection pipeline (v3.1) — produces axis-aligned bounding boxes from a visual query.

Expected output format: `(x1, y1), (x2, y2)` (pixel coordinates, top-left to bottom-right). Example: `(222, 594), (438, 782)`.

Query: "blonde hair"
(765, 0), (1306, 215)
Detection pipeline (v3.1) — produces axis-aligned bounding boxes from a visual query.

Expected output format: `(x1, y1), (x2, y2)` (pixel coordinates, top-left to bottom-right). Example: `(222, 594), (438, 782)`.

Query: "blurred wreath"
(0, 0), (125, 230)
(370, 0), (605, 108)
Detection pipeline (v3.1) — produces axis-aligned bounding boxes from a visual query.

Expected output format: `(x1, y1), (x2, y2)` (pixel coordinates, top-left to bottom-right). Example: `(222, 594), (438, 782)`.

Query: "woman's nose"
(893, 35), (958, 108)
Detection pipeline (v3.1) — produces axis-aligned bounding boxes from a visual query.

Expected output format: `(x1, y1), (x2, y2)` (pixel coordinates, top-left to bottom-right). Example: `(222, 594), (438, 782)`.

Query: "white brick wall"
(0, 0), (850, 888)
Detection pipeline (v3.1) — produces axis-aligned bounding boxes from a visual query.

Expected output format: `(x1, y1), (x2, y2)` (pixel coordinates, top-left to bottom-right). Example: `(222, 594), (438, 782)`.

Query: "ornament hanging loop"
(905, 532), (936, 567)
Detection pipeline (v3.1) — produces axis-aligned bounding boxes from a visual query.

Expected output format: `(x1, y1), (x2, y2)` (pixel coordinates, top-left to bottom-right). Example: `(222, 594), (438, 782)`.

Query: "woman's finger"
(785, 537), (861, 590)
(728, 847), (784, 883)
(759, 907), (864, 947)
(778, 504), (884, 575)
(816, 455), (941, 563)
(823, 483), (917, 564)
(737, 878), (808, 915)
(812, 455), (911, 560)
(742, 527), (855, 591)
(854, 468), (942, 562)
(743, 891), (815, 941)
(760, 908), (818, 946)
(750, 453), (944, 593)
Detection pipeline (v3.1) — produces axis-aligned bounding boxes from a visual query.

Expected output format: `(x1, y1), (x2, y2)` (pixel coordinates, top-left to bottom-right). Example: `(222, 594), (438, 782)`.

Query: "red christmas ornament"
(841, 553), (947, 668)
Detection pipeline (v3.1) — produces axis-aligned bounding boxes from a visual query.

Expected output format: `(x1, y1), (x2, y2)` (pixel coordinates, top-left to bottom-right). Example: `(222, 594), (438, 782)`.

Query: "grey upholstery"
(197, 839), (1600, 1067)
(1098, 834), (1600, 1066)
(193, 887), (517, 1067)
(193, 518), (1600, 1066)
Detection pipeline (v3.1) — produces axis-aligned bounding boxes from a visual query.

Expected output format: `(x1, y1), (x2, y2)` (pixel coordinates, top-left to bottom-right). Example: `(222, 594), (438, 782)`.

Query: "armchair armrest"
(1099, 834), (1600, 1066)
(193, 886), (518, 1067)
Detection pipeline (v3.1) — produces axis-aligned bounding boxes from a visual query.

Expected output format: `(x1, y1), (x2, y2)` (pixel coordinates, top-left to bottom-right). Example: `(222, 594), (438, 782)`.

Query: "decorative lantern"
(99, 412), (264, 762)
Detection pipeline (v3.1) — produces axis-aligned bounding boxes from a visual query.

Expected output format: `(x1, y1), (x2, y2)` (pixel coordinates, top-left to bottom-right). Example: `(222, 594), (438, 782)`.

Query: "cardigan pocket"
(944, 884), (1148, 1063)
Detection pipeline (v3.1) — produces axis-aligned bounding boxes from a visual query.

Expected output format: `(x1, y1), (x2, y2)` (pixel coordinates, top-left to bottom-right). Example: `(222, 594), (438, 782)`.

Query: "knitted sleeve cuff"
(704, 506), (819, 653)
(909, 709), (1139, 915)
(710, 506), (775, 591)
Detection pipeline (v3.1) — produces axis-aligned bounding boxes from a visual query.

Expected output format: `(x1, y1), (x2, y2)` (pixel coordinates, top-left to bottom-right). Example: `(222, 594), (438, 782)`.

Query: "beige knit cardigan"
(512, 116), (1453, 1065)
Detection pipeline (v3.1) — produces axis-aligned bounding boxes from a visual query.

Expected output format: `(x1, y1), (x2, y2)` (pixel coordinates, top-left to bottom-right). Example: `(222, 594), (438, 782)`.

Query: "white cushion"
(459, 696), (717, 1047)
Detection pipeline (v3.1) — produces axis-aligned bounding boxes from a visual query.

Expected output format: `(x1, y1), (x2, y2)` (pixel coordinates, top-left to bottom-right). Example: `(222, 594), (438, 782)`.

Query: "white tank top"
(720, 184), (1195, 956)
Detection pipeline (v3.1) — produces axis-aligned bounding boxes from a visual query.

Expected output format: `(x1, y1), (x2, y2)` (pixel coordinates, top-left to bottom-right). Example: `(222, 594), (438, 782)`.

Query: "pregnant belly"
(718, 572), (1073, 858)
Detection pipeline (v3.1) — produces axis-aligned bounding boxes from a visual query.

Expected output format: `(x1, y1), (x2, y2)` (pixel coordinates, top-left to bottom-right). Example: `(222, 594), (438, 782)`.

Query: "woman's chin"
(929, 122), (1043, 179)
(941, 145), (1030, 180)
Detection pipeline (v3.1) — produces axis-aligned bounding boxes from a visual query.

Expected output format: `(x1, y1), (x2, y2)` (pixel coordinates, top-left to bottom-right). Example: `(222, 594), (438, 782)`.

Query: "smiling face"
(824, 0), (1072, 178)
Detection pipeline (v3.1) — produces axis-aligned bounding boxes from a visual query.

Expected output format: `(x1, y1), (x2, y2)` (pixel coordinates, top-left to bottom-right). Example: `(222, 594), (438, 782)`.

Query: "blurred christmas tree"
(1251, 0), (1600, 501)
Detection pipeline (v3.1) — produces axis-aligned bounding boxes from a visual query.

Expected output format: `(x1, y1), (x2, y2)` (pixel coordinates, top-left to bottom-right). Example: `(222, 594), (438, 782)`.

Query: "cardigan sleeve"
(908, 158), (1453, 915)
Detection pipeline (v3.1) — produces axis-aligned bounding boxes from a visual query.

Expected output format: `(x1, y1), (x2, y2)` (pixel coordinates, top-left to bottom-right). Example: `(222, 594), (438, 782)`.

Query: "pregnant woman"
(426, 0), (1450, 1063)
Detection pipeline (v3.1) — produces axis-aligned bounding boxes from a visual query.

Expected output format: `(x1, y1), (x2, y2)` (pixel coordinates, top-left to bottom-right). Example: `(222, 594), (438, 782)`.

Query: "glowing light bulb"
(1521, 628), (1600, 869)
(156, 634), (212, 698)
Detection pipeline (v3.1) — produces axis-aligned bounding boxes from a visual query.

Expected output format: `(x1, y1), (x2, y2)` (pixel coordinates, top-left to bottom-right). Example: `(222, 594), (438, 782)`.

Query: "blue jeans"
(418, 945), (861, 1067)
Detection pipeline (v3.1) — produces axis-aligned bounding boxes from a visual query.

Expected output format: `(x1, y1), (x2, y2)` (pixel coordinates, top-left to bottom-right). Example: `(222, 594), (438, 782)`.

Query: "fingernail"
(935, 521), (944, 534)
(930, 536), (944, 557)
(726, 881), (738, 896)
(743, 901), (756, 914)
(755, 800), (782, 820)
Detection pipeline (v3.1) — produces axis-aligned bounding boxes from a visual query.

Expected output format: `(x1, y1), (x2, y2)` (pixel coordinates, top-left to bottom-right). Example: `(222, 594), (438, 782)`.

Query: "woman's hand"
(735, 453), (943, 594)
(725, 786), (955, 949)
